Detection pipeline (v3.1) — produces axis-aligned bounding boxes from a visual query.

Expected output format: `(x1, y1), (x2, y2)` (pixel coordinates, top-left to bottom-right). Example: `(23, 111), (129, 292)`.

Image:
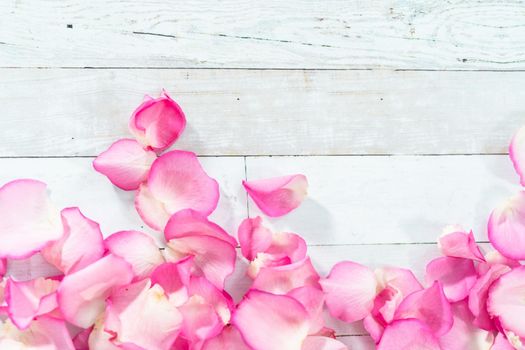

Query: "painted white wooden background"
(1, 1), (525, 348)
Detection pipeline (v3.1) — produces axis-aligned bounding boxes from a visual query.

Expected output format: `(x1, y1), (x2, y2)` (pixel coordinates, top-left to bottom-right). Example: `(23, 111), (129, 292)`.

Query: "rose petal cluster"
(1, 91), (524, 349)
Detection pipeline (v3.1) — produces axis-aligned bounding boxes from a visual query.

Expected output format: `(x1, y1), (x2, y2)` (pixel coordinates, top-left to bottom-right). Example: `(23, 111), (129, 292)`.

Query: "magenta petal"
(243, 174), (308, 217)
(41, 207), (104, 274)
(150, 259), (192, 305)
(394, 281), (453, 337)
(232, 290), (309, 350)
(57, 254), (134, 328)
(377, 319), (440, 350)
(510, 126), (525, 186)
(488, 191), (525, 260)
(129, 91), (186, 152)
(0, 258), (6, 277)
(237, 217), (273, 261)
(492, 332), (517, 350)
(320, 261), (378, 323)
(425, 256), (477, 302)
(0, 179), (62, 259)
(438, 229), (485, 262)
(488, 266), (525, 338)
(136, 151), (219, 230)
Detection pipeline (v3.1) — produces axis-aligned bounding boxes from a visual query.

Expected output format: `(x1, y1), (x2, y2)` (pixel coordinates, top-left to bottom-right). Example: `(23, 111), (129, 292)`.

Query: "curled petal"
(0, 179), (62, 259)
(232, 290), (309, 350)
(105, 230), (164, 280)
(438, 229), (485, 262)
(488, 192), (525, 260)
(509, 125), (525, 186)
(136, 151), (219, 230)
(243, 174), (308, 217)
(42, 207), (104, 274)
(288, 286), (325, 334)
(165, 209), (237, 247)
(320, 261), (378, 323)
(105, 279), (183, 350)
(394, 281), (453, 337)
(150, 258), (193, 306)
(93, 138), (156, 191)
(237, 217), (273, 261)
(377, 319), (440, 350)
(488, 266), (525, 338)
(129, 91), (186, 152)
(57, 254), (134, 328)
(5, 277), (59, 330)
(0, 316), (74, 349)
(425, 256), (477, 302)
(201, 325), (250, 350)
(301, 336), (348, 350)
(178, 296), (223, 343)
(187, 276), (234, 326)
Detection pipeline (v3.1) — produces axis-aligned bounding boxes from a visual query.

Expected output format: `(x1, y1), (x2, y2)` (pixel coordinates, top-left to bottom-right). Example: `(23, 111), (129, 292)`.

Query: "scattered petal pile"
(0, 90), (524, 349)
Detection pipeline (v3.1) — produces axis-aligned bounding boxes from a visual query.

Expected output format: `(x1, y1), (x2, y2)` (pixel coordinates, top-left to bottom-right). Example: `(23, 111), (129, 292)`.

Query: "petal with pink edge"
(488, 191), (525, 260)
(105, 279), (183, 350)
(320, 261), (378, 323)
(288, 286), (325, 334)
(41, 207), (104, 274)
(201, 325), (250, 350)
(377, 319), (440, 350)
(187, 276), (234, 326)
(150, 258), (193, 306)
(394, 281), (453, 337)
(492, 332), (517, 350)
(0, 179), (62, 259)
(5, 277), (59, 329)
(438, 229), (485, 262)
(137, 151), (219, 230)
(488, 266), (525, 338)
(243, 174), (308, 217)
(129, 91), (186, 152)
(178, 295), (223, 343)
(301, 336), (348, 350)
(237, 217), (273, 261)
(105, 230), (164, 280)
(93, 138), (156, 191)
(0, 259), (6, 277)
(232, 290), (309, 350)
(0, 316), (74, 350)
(57, 254), (134, 328)
(164, 209), (237, 246)
(509, 125), (525, 186)
(425, 256), (477, 302)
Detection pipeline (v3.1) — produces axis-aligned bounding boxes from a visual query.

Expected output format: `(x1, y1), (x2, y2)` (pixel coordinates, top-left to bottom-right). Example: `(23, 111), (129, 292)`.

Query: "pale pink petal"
(57, 254), (134, 328)
(129, 91), (186, 152)
(487, 266), (525, 337)
(93, 138), (156, 191)
(0, 316), (74, 349)
(488, 192), (525, 260)
(201, 325), (250, 350)
(469, 264), (511, 331)
(320, 261), (378, 323)
(164, 209), (237, 247)
(301, 336), (348, 350)
(394, 281), (453, 336)
(88, 315), (122, 350)
(105, 279), (183, 350)
(187, 276), (234, 326)
(41, 207), (104, 274)
(251, 257), (320, 294)
(178, 295), (223, 343)
(425, 256), (477, 302)
(491, 332), (516, 350)
(0, 179), (62, 259)
(265, 232), (307, 265)
(288, 286), (325, 334)
(136, 151), (219, 230)
(377, 319), (440, 350)
(438, 229), (485, 262)
(105, 230), (164, 280)
(150, 258), (193, 306)
(509, 125), (525, 186)
(232, 290), (310, 350)
(167, 235), (236, 289)
(237, 217), (273, 261)
(5, 277), (59, 329)
(243, 174), (308, 217)
(439, 301), (494, 350)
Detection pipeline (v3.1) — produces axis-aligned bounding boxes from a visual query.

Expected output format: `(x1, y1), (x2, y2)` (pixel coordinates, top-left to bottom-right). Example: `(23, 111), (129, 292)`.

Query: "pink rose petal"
(0, 316), (75, 349)
(237, 217), (273, 261)
(0, 179), (62, 259)
(105, 230), (164, 280)
(320, 261), (378, 323)
(0, 258), (6, 277)
(288, 286), (325, 334)
(425, 256), (477, 302)
(93, 138), (156, 191)
(243, 174), (308, 217)
(129, 90), (186, 152)
(488, 266), (525, 338)
(57, 254), (134, 328)
(438, 229), (485, 262)
(150, 258), (193, 306)
(41, 207), (104, 274)
(394, 281), (453, 337)
(509, 125), (525, 186)
(492, 332), (517, 350)
(201, 325), (250, 350)
(377, 319), (440, 350)
(136, 151), (219, 230)
(488, 192), (525, 260)
(232, 290), (310, 350)
(301, 336), (348, 350)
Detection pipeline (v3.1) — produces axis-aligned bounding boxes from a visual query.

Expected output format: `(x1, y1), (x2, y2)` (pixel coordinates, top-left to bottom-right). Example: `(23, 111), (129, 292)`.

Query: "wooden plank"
(1, 1), (525, 69)
(1, 69), (524, 157)
(246, 155), (520, 245)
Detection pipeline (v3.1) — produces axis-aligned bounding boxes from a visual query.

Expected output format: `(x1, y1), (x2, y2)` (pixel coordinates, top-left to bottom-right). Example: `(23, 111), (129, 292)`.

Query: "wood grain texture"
(1, 69), (524, 156)
(1, 0), (525, 69)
